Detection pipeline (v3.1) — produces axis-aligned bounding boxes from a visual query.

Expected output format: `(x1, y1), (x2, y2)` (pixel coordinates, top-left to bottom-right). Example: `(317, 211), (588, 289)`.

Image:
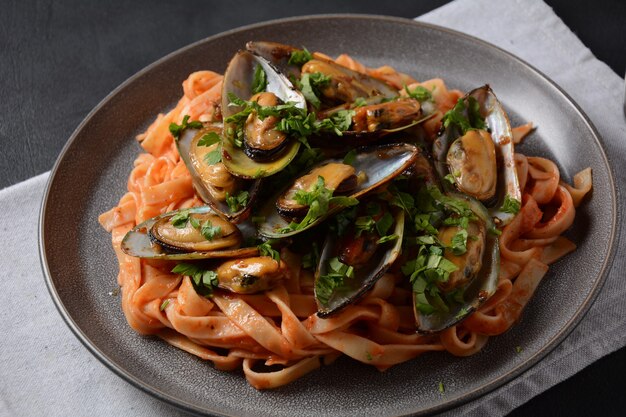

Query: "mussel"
(215, 256), (290, 294)
(301, 57), (398, 104)
(220, 50), (306, 178)
(433, 85), (521, 225)
(315, 202), (404, 316)
(256, 143), (419, 238)
(412, 194), (499, 333)
(176, 125), (261, 222)
(276, 162), (358, 220)
(121, 206), (258, 260)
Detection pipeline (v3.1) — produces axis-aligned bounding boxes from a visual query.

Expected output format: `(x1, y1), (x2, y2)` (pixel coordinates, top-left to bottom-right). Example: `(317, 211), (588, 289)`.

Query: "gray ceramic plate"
(40, 15), (617, 417)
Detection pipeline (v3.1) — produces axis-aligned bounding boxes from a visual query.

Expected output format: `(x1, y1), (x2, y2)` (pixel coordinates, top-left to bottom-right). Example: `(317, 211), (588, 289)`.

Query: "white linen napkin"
(1, 0), (625, 416)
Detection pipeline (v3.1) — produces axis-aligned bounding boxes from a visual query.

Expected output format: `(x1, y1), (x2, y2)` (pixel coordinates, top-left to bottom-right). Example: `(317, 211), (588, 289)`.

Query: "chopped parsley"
(160, 299), (170, 311)
(225, 93), (355, 151)
(404, 85), (433, 103)
(301, 242), (320, 270)
(365, 351), (373, 361)
(258, 240), (281, 262)
(515, 346), (523, 353)
(225, 190), (249, 213)
(500, 195), (521, 214)
(251, 64), (267, 94)
(354, 215), (376, 237)
(376, 234), (399, 244)
(298, 72), (331, 109)
(169, 115), (203, 139)
(204, 147), (222, 165)
(441, 97), (486, 134)
(170, 209), (191, 228)
(352, 97), (367, 108)
(342, 149), (358, 166)
(197, 131), (221, 147)
(288, 47), (313, 66)
(280, 176), (359, 233)
(199, 220), (221, 241)
(438, 381), (445, 394)
(171, 263), (219, 297)
(315, 257), (354, 306)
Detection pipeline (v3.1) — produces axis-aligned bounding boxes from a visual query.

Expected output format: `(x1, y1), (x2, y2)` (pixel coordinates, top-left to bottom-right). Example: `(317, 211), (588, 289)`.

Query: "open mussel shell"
(220, 50), (306, 178)
(247, 41), (399, 103)
(246, 41), (303, 79)
(314, 98), (434, 148)
(302, 55), (398, 104)
(121, 207), (258, 260)
(315, 209), (404, 317)
(433, 85), (521, 226)
(275, 162), (358, 220)
(176, 125), (260, 223)
(256, 143), (419, 238)
(414, 194), (500, 333)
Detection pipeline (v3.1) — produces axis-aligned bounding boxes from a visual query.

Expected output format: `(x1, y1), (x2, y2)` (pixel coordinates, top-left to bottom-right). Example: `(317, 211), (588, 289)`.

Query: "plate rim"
(38, 13), (619, 417)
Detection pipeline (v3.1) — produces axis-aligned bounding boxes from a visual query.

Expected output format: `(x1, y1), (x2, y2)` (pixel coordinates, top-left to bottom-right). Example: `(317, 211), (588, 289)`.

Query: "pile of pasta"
(99, 55), (592, 389)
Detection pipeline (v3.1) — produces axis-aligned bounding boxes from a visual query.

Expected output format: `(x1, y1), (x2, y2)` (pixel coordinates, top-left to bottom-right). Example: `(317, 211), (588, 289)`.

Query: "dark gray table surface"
(2, 0), (625, 416)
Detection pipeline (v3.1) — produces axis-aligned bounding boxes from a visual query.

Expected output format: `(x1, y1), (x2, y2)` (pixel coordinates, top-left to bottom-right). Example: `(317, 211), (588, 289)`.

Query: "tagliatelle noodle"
(98, 53), (592, 389)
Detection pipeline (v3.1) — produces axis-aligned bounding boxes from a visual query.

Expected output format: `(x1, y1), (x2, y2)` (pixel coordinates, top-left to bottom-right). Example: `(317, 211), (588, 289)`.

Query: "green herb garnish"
(169, 115), (203, 139)
(171, 263), (219, 297)
(197, 131), (221, 147)
(160, 299), (170, 311)
(500, 194), (521, 214)
(288, 47), (313, 66)
(251, 64), (267, 94)
(299, 72), (330, 109)
(315, 257), (354, 306)
(404, 85), (433, 103)
(170, 209), (190, 228)
(258, 241), (281, 262)
(225, 190), (249, 213)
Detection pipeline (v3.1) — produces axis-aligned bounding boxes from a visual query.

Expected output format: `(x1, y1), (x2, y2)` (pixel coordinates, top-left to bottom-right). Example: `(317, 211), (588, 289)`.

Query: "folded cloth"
(1, 0), (625, 416)
(418, 0), (626, 415)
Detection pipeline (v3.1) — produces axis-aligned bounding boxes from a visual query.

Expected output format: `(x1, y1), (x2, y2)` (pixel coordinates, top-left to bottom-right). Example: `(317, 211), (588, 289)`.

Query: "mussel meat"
(220, 50), (305, 178)
(256, 143), (419, 238)
(176, 125), (261, 222)
(121, 207), (258, 260)
(215, 256), (290, 294)
(433, 85), (521, 225)
(276, 162), (358, 220)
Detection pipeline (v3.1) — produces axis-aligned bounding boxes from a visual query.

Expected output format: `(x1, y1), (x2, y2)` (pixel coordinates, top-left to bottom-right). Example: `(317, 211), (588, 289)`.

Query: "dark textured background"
(2, 0), (625, 416)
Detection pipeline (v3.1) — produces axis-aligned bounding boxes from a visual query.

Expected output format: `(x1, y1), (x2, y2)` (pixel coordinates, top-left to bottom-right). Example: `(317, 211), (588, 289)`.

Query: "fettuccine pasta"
(99, 48), (591, 389)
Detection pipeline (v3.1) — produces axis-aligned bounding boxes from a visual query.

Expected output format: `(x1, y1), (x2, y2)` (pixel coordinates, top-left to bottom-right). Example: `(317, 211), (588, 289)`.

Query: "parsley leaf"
(354, 216), (375, 237)
(169, 115), (203, 139)
(197, 132), (221, 147)
(251, 64), (267, 94)
(500, 195), (521, 214)
(315, 109), (355, 136)
(450, 229), (468, 256)
(258, 241), (281, 261)
(280, 176), (358, 233)
(171, 263), (219, 297)
(376, 211), (395, 237)
(404, 85), (433, 102)
(299, 72), (330, 109)
(199, 220), (221, 241)
(225, 190), (249, 213)
(343, 149), (358, 166)
(288, 47), (313, 66)
(301, 242), (320, 270)
(441, 97), (486, 135)
(377, 234), (399, 244)
(204, 147), (222, 165)
(170, 209), (190, 228)
(315, 257), (354, 306)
